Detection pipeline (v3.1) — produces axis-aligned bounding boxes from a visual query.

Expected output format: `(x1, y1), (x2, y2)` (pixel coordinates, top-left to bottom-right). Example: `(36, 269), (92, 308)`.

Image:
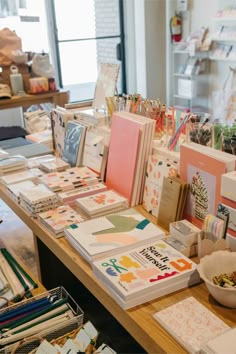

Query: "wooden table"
(0, 90), (70, 110)
(0, 186), (235, 353)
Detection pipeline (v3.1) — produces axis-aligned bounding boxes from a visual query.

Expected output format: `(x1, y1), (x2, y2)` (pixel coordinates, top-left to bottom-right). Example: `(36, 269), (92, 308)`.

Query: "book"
(26, 129), (53, 149)
(38, 205), (85, 237)
(0, 170), (37, 185)
(180, 143), (232, 228)
(75, 189), (128, 218)
(82, 131), (107, 176)
(153, 296), (230, 354)
(50, 107), (74, 157)
(62, 120), (87, 167)
(92, 240), (199, 309)
(39, 157), (71, 172)
(58, 182), (108, 203)
(7, 180), (36, 202)
(201, 328), (236, 354)
(65, 208), (165, 264)
(142, 155), (179, 217)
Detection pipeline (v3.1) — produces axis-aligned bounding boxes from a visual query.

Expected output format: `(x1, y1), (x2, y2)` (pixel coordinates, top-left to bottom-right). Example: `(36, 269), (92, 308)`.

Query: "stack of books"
(0, 248), (38, 306)
(92, 240), (200, 309)
(26, 129), (53, 150)
(65, 208), (165, 264)
(27, 154), (55, 169)
(75, 189), (128, 218)
(106, 112), (155, 206)
(39, 157), (71, 172)
(38, 205), (85, 238)
(0, 155), (27, 176)
(0, 169), (38, 186)
(19, 184), (60, 217)
(58, 182), (108, 203)
(6, 180), (36, 203)
(39, 167), (101, 193)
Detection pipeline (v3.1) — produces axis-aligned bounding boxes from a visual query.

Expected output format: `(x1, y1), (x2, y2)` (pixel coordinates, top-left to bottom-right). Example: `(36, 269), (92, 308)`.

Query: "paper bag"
(0, 28), (22, 66)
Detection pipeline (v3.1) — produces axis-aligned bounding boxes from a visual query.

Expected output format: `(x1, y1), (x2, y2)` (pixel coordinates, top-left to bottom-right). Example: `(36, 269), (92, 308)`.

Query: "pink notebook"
(106, 113), (141, 205)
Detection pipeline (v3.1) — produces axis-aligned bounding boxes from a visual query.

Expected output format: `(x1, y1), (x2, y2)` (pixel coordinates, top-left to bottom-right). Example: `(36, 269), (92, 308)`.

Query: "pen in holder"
(198, 214), (228, 258)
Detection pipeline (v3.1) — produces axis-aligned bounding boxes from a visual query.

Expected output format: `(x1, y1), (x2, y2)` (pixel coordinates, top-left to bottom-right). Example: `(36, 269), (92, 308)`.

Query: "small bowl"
(197, 250), (236, 308)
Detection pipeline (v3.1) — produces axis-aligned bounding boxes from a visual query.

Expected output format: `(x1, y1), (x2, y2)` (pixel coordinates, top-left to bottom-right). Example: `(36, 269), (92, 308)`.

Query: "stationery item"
(164, 236), (198, 257)
(92, 240), (199, 309)
(62, 120), (87, 167)
(50, 107), (74, 157)
(26, 130), (53, 150)
(142, 154), (179, 217)
(75, 189), (128, 218)
(221, 170), (236, 202)
(153, 296), (230, 354)
(0, 170), (37, 185)
(39, 157), (70, 172)
(169, 219), (201, 246)
(38, 205), (85, 237)
(0, 155), (27, 176)
(7, 180), (35, 203)
(201, 327), (236, 354)
(106, 111), (155, 206)
(157, 176), (188, 231)
(180, 143), (235, 228)
(58, 182), (108, 203)
(27, 154), (55, 169)
(65, 208), (165, 264)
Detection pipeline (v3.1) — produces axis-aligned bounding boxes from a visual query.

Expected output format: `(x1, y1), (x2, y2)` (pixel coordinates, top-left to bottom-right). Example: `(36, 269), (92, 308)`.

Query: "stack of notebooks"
(0, 155), (27, 176)
(27, 154), (55, 169)
(0, 286), (84, 350)
(19, 184), (60, 217)
(75, 189), (128, 218)
(38, 205), (85, 238)
(106, 111), (155, 206)
(58, 182), (108, 203)
(92, 239), (200, 309)
(7, 180), (36, 203)
(153, 296), (230, 354)
(39, 167), (101, 193)
(0, 248), (38, 306)
(65, 208), (165, 264)
(39, 157), (71, 172)
(0, 169), (38, 186)
(26, 129), (53, 150)
(62, 120), (87, 167)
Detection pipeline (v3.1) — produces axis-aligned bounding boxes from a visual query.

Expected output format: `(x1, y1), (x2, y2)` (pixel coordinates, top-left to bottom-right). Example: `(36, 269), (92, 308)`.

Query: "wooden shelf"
(0, 185), (235, 353)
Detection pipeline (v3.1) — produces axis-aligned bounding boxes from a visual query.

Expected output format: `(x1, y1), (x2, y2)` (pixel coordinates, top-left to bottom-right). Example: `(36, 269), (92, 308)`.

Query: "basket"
(0, 287), (84, 354)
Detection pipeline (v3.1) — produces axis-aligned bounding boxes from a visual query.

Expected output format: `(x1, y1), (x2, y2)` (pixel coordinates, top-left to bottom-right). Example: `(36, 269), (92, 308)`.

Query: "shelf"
(209, 56), (236, 61)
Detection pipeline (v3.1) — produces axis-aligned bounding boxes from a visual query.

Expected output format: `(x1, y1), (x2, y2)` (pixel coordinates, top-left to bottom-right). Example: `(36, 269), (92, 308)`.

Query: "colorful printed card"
(142, 155), (179, 216)
(153, 296), (229, 353)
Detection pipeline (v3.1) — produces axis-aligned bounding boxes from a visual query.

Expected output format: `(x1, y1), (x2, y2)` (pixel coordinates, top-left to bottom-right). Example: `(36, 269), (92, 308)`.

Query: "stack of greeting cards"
(39, 167), (101, 193)
(58, 182), (108, 203)
(92, 239), (199, 309)
(75, 189), (128, 218)
(19, 184), (60, 217)
(38, 205), (85, 238)
(0, 155), (27, 176)
(65, 208), (165, 264)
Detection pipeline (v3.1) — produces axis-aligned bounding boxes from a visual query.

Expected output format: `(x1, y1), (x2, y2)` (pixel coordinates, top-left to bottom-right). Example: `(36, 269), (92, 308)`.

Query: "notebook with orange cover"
(106, 113), (141, 205)
(180, 144), (227, 228)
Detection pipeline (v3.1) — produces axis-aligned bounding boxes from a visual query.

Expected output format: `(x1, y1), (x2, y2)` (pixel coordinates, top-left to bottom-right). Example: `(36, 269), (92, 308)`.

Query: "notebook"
(62, 121), (87, 167)
(153, 296), (230, 354)
(65, 208), (165, 264)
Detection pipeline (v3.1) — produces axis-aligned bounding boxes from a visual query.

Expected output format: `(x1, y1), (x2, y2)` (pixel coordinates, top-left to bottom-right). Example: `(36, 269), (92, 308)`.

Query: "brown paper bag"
(0, 28), (22, 66)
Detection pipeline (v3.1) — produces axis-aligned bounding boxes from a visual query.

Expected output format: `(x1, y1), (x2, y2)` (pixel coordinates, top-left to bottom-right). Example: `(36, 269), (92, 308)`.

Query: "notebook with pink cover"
(180, 144), (227, 228)
(153, 296), (229, 354)
(106, 113), (141, 205)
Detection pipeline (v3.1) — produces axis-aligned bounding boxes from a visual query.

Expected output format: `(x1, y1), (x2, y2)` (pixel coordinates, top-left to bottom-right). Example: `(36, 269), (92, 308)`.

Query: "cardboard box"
(170, 219), (201, 247)
(221, 171), (236, 202)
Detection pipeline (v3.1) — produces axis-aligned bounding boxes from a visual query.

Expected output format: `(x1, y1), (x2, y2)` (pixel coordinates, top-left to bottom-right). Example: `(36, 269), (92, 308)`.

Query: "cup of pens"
(187, 112), (212, 147)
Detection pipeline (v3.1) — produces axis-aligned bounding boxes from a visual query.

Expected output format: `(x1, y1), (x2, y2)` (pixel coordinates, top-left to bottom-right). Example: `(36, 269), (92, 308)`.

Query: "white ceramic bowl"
(197, 250), (236, 308)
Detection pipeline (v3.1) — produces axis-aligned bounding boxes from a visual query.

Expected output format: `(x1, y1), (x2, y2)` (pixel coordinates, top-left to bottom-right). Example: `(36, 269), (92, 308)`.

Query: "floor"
(0, 198), (38, 278)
